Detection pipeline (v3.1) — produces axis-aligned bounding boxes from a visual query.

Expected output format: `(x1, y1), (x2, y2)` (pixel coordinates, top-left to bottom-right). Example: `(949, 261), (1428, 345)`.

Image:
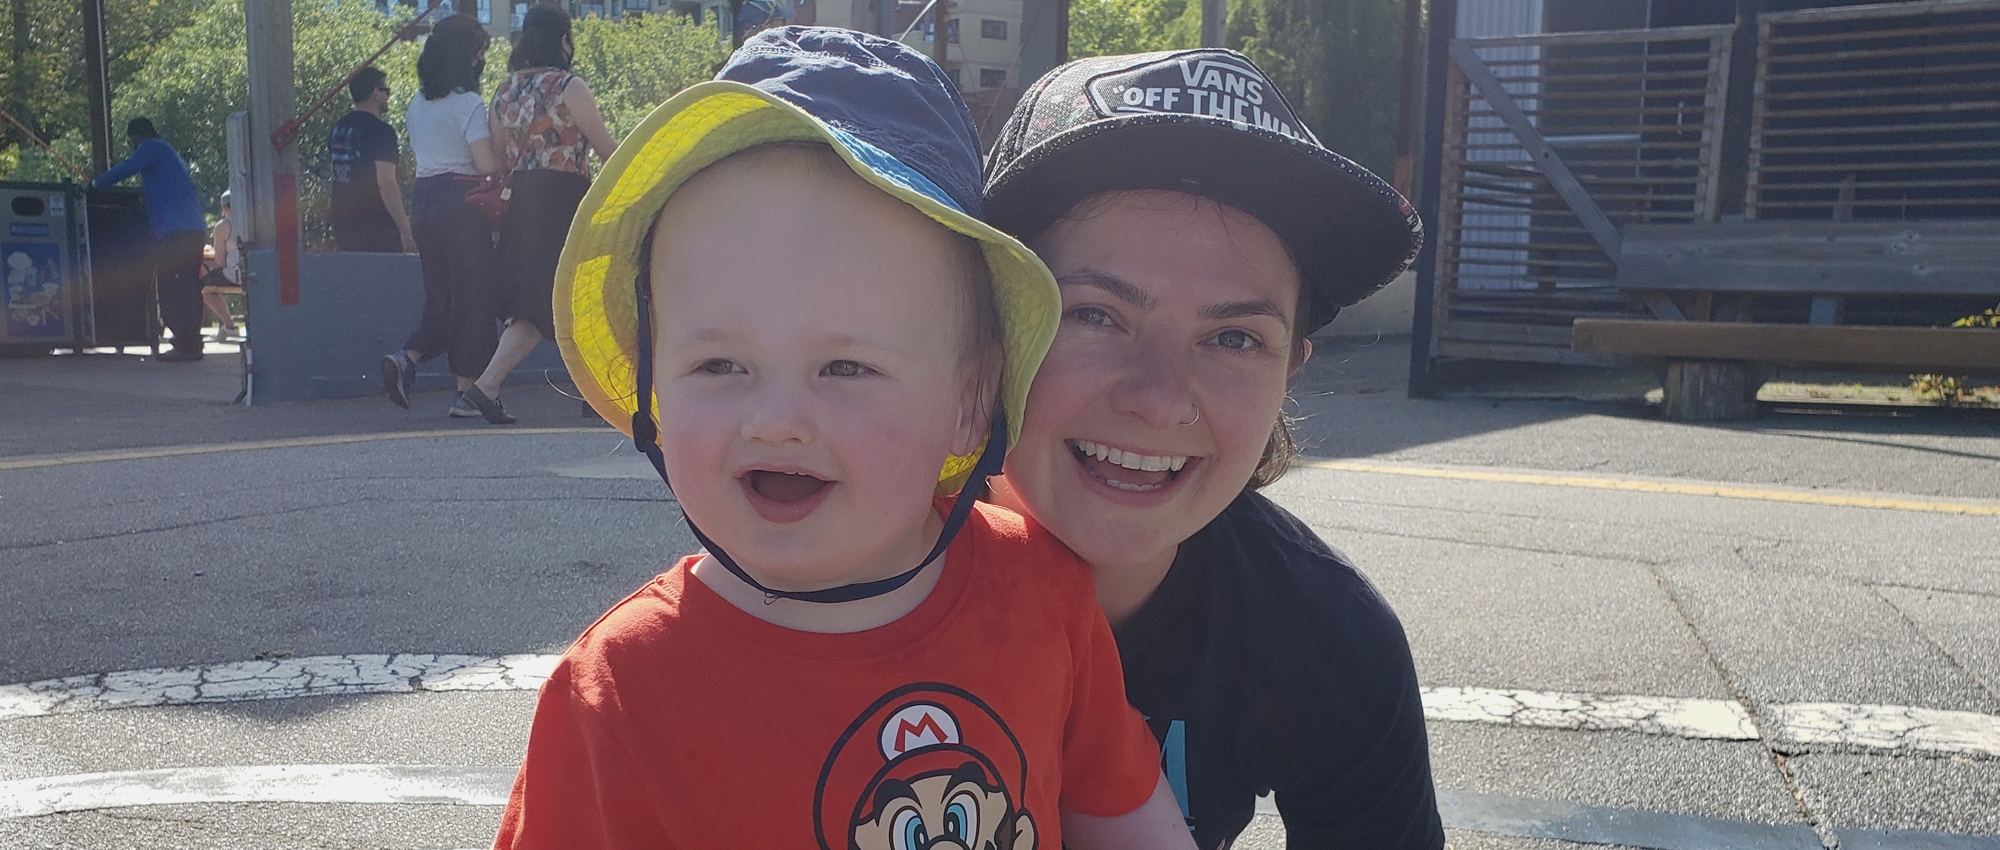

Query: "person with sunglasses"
(329, 65), (416, 255)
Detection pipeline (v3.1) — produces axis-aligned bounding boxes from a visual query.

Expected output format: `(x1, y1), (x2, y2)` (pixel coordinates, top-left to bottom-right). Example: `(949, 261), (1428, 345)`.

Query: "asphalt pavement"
(2, 337), (1996, 849)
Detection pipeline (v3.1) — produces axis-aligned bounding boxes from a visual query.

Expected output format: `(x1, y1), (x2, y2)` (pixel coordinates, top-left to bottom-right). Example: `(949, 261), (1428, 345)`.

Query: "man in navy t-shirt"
(91, 117), (210, 362)
(328, 66), (414, 254)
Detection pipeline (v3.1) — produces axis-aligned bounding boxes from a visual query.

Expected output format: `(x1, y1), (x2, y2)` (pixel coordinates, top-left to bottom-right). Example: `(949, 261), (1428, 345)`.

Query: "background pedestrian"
(329, 66), (417, 254)
(200, 190), (241, 342)
(91, 117), (210, 362)
(459, 5), (616, 425)
(380, 15), (502, 414)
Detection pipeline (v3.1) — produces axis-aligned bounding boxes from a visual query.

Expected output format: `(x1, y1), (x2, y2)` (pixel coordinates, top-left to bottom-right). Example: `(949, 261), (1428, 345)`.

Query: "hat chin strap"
(630, 228), (1005, 605)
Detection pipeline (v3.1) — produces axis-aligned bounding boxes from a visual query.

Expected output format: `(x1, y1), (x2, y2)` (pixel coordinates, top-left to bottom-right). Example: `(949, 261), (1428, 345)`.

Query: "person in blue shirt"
(92, 117), (210, 362)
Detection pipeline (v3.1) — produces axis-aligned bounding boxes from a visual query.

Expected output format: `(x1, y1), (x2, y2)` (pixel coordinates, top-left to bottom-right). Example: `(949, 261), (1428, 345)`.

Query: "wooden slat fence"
(1750, 0), (2000, 221)
(1434, 25), (1735, 365)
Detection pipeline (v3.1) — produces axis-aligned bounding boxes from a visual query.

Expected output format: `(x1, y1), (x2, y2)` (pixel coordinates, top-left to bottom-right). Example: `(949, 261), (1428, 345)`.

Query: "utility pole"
(1201, 0), (1224, 47)
(81, 0), (112, 174)
(246, 0), (303, 305)
(932, 0), (948, 68)
(1393, 0), (1423, 196)
(877, 0), (895, 39)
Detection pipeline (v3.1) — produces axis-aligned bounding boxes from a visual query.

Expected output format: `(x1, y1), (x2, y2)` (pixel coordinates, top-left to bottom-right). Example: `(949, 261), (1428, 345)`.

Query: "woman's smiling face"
(996, 190), (1304, 580)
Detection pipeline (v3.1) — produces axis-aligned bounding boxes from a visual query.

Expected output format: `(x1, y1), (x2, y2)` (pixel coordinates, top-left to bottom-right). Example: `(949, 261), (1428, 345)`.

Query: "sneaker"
(156, 348), (203, 363)
(448, 391), (482, 418)
(380, 351), (415, 410)
(462, 385), (518, 425)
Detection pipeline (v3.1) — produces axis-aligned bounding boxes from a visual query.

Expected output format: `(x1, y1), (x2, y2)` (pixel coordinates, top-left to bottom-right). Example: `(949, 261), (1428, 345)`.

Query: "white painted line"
(0, 654), (558, 721)
(1422, 686), (1759, 741)
(6, 657), (1998, 759)
(1769, 703), (2000, 758)
(0, 763), (515, 819)
(8, 766), (1999, 850)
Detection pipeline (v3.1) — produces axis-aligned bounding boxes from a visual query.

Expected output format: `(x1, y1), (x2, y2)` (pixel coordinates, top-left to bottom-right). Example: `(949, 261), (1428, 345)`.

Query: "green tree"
(1229, 0), (1404, 176)
(0, 0), (208, 173)
(569, 12), (728, 140)
(1069, 0), (1200, 58)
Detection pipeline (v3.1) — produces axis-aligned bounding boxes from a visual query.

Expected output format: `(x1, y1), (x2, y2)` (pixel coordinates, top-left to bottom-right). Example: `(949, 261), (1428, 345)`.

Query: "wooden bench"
(1572, 221), (2000, 420)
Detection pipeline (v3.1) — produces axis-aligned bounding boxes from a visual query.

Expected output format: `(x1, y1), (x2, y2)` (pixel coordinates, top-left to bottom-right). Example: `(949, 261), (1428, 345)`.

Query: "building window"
(980, 18), (1006, 39)
(513, 2), (529, 27)
(477, 0), (492, 23)
(577, 3), (607, 17)
(980, 67), (1006, 88)
(923, 18), (959, 43)
(625, 0), (651, 9)
(946, 67), (961, 88)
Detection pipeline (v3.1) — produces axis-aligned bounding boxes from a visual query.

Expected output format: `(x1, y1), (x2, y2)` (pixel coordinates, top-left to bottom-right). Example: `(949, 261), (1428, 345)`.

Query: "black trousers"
(403, 176), (498, 379)
(150, 229), (208, 354)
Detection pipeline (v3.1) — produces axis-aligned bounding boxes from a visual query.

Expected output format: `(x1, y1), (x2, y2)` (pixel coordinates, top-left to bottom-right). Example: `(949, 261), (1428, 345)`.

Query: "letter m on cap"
(879, 703), (962, 759)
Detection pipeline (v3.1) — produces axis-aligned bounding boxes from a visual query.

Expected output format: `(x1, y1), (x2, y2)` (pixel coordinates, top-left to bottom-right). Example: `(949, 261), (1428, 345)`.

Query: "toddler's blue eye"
(1068, 306), (1113, 327)
(823, 360), (869, 377)
(698, 358), (741, 375)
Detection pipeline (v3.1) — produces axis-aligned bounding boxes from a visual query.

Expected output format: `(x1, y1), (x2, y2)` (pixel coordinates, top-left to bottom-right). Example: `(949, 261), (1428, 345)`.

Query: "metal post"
(932, 0), (948, 66)
(1393, 0), (1422, 196)
(246, 0), (302, 304)
(877, 0), (895, 37)
(81, 0), (112, 174)
(1201, 0), (1225, 47)
(1408, 0), (1455, 398)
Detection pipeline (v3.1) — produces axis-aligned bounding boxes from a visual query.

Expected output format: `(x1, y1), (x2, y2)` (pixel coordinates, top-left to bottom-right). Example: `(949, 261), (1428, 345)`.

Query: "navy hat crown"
(718, 27), (985, 217)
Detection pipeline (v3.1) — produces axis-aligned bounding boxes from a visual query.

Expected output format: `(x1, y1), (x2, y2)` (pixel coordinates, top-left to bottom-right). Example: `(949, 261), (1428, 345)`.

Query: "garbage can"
(0, 181), (87, 355)
(83, 187), (155, 350)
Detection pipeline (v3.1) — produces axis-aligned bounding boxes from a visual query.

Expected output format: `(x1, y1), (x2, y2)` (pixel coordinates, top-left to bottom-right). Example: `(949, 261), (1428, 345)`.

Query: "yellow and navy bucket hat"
(555, 26), (1059, 498)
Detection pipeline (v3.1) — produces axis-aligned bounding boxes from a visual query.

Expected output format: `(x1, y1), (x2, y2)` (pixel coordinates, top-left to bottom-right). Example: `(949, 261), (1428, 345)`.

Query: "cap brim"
(556, 81), (1059, 492)
(984, 114), (1421, 332)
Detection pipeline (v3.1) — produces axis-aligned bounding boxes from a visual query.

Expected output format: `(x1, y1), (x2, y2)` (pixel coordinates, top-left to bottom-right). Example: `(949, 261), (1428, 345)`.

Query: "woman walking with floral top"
(460, 5), (617, 424)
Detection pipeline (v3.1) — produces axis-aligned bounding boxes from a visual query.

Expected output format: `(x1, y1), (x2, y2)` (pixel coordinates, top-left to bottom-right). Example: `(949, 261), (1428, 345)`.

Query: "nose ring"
(1179, 405), (1200, 427)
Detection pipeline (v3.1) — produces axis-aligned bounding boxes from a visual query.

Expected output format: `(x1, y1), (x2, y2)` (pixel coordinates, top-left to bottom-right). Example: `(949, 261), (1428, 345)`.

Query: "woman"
(982, 51), (1443, 849)
(380, 14), (502, 415)
(200, 190), (241, 342)
(457, 5), (617, 425)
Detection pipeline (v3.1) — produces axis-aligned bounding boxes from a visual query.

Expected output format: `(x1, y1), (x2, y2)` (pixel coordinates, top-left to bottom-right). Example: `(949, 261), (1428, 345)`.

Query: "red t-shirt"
(494, 503), (1163, 850)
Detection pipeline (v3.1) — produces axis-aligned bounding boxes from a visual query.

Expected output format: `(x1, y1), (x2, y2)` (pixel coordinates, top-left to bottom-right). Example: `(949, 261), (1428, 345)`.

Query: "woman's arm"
(562, 77), (620, 163)
(1062, 775), (1197, 850)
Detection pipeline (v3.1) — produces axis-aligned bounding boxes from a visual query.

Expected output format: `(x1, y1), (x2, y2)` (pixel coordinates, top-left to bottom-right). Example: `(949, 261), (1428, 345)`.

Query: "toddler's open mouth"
(748, 470), (831, 502)
(1068, 439), (1195, 493)
(739, 469), (836, 524)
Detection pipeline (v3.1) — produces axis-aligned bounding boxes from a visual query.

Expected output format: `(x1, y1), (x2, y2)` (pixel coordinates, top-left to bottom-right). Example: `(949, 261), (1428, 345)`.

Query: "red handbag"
(464, 173), (512, 223)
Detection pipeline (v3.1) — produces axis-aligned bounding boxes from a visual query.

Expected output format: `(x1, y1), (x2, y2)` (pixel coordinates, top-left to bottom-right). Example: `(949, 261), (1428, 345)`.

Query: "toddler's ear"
(951, 359), (1002, 457)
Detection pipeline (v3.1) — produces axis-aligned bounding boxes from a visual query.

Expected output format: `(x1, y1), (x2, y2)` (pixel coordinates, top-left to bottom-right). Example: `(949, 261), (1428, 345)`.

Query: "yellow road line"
(1298, 459), (2000, 518)
(0, 428), (614, 471)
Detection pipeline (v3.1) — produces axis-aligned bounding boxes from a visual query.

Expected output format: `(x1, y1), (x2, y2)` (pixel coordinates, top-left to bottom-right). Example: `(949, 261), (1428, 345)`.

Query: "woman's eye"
(822, 360), (871, 378)
(1213, 329), (1262, 351)
(1067, 306), (1114, 327)
(698, 358), (743, 375)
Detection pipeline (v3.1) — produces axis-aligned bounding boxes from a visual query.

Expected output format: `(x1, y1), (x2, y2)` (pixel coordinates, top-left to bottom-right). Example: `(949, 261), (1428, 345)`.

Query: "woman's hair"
(418, 15), (490, 100)
(511, 5), (574, 72)
(1033, 189), (1310, 492)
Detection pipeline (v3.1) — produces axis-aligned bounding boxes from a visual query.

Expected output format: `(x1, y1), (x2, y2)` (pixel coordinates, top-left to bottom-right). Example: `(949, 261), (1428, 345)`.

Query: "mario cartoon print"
(816, 683), (1037, 850)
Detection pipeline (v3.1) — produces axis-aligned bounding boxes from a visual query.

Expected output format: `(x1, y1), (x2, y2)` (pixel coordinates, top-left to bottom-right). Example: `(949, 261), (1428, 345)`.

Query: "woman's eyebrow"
(1201, 298), (1287, 323)
(1056, 268), (1156, 310)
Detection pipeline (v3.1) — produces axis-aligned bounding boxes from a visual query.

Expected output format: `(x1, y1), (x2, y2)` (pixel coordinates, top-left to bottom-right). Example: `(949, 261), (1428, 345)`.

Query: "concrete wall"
(243, 249), (566, 404)
(1318, 270), (1416, 340)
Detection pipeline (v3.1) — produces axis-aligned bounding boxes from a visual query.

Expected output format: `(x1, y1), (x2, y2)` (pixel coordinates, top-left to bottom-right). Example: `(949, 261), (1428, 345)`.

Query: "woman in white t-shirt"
(380, 14), (503, 416)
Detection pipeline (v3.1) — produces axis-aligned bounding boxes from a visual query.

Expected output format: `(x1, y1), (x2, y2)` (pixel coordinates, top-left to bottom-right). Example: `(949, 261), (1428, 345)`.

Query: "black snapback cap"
(984, 49), (1424, 333)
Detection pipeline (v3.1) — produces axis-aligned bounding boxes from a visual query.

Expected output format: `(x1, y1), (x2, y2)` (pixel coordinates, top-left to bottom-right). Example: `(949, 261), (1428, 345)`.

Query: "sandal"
(463, 385), (517, 425)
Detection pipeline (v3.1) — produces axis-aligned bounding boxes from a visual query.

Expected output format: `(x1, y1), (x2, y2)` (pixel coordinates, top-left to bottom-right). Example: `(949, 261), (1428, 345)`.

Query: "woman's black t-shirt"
(1113, 490), (1445, 850)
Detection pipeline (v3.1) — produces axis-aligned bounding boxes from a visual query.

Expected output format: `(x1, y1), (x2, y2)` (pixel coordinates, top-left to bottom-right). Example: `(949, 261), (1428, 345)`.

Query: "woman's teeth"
(1071, 439), (1188, 473)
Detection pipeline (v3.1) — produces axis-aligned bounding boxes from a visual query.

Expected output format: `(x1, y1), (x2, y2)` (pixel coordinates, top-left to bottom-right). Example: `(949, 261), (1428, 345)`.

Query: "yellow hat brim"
(554, 82), (1059, 494)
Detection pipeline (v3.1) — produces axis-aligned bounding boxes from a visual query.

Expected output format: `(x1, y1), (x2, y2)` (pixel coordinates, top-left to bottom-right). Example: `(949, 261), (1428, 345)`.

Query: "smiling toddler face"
(647, 144), (992, 591)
